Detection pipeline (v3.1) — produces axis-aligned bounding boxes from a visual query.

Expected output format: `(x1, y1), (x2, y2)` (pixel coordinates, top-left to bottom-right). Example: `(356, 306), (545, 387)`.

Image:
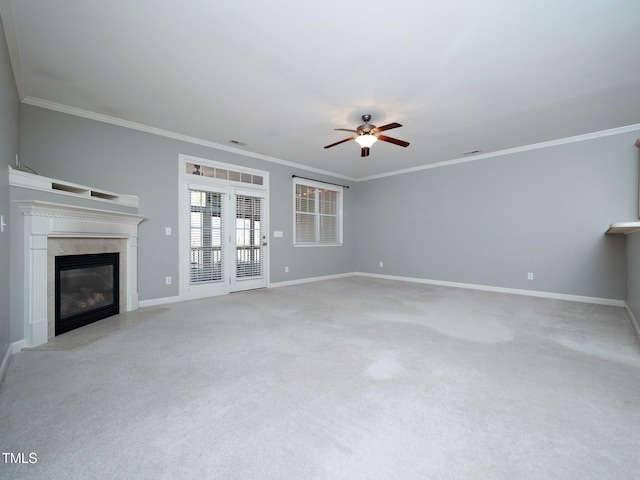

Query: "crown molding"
(21, 97), (640, 185)
(21, 96), (357, 182)
(358, 123), (640, 182)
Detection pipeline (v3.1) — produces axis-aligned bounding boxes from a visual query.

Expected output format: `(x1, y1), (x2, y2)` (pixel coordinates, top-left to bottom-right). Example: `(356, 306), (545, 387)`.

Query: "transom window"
(294, 179), (343, 246)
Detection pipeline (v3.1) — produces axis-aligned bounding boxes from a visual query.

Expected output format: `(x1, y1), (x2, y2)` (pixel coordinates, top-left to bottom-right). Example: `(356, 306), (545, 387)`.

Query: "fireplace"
(55, 252), (120, 335)
(15, 200), (146, 347)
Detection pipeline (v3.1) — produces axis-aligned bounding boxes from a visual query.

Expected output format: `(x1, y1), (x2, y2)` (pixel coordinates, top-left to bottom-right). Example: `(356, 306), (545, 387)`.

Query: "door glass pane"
(236, 195), (263, 278)
(189, 190), (224, 283)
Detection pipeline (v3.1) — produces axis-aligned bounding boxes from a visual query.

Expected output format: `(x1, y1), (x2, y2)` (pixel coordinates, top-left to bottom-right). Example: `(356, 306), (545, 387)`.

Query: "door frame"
(178, 154), (269, 301)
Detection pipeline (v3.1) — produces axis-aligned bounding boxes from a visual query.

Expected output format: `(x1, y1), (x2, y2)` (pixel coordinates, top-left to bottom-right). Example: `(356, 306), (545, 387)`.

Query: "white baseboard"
(137, 272), (626, 309)
(139, 273), (353, 306)
(0, 340), (26, 383)
(355, 272), (626, 307)
(138, 273), (355, 306)
(269, 272), (353, 289)
(0, 344), (10, 383)
(12, 340), (25, 353)
(624, 302), (640, 343)
(138, 295), (182, 308)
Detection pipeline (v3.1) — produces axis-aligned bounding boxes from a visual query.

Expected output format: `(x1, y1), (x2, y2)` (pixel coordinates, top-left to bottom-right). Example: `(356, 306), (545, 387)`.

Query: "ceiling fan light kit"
(324, 114), (410, 157)
(354, 134), (378, 148)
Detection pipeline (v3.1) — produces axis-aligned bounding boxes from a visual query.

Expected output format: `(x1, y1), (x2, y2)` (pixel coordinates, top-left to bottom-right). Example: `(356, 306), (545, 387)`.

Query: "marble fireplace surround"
(15, 201), (146, 348)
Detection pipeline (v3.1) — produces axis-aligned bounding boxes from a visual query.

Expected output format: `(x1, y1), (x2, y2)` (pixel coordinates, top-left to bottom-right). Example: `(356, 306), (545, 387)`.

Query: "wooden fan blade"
(324, 136), (355, 149)
(377, 135), (410, 147)
(372, 122), (402, 133)
(361, 147), (370, 157)
(335, 128), (358, 133)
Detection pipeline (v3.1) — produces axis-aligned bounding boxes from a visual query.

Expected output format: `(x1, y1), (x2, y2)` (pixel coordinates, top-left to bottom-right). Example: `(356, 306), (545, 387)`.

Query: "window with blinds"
(189, 189), (223, 283)
(294, 179), (343, 245)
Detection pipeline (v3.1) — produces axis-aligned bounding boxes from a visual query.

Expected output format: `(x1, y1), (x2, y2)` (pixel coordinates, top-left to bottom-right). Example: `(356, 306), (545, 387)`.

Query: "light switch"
(273, 231), (283, 238)
(165, 227), (172, 236)
(0, 214), (6, 233)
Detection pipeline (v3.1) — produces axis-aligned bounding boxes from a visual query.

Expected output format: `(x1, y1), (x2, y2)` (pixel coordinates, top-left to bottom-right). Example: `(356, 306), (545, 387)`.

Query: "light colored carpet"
(1, 276), (639, 479)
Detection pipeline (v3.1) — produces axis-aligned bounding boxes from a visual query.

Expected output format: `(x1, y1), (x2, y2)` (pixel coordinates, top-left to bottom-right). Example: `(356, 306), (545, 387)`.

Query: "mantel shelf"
(605, 222), (640, 234)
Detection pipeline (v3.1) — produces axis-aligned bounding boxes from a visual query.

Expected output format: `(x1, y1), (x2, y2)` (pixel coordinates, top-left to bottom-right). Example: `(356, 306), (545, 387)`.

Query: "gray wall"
(18, 105), (356, 302)
(0, 13), (19, 363)
(356, 131), (639, 300)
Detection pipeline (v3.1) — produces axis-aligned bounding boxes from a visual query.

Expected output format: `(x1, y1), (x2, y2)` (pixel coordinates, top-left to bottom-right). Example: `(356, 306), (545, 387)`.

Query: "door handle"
(261, 241), (268, 246)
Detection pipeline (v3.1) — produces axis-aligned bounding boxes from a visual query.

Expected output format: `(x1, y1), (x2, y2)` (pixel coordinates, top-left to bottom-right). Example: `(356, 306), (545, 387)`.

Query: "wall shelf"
(9, 166), (139, 208)
(605, 222), (640, 234)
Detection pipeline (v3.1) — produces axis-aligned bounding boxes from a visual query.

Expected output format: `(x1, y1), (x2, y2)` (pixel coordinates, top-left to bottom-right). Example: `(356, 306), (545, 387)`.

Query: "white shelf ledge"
(605, 222), (640, 234)
(9, 166), (139, 208)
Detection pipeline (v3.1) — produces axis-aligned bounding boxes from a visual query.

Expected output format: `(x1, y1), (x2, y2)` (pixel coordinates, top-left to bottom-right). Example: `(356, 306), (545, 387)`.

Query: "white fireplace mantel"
(15, 200), (147, 347)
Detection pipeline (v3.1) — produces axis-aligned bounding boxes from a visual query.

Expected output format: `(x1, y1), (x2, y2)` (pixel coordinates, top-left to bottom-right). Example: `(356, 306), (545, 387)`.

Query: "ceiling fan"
(324, 114), (410, 157)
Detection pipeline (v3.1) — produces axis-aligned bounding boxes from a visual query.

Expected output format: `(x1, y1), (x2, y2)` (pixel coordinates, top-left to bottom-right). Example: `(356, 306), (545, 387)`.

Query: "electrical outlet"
(527, 272), (534, 280)
(285, 266), (289, 273)
(165, 276), (172, 285)
(165, 227), (172, 236)
(379, 261), (384, 268)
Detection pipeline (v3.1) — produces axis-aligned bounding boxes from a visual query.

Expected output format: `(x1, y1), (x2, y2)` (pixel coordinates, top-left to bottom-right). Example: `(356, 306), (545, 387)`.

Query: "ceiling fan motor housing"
(358, 115), (375, 134)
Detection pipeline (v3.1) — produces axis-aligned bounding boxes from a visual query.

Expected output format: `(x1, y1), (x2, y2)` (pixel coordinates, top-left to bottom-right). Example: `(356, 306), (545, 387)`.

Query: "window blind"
(294, 180), (342, 245)
(235, 195), (263, 278)
(189, 189), (224, 283)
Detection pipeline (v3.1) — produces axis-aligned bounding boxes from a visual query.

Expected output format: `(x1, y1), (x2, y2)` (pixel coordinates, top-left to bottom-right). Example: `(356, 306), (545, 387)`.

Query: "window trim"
(293, 178), (343, 247)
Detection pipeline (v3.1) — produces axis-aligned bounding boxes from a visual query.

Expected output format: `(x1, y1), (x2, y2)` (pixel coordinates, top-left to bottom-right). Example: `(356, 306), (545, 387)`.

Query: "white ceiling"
(2, 0), (640, 179)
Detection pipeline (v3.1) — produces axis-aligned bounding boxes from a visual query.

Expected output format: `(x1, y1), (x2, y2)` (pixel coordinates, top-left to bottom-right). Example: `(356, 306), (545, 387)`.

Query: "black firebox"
(55, 252), (120, 336)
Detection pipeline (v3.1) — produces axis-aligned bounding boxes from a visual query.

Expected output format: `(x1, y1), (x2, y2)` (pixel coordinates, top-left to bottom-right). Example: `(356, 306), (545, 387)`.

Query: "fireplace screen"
(55, 252), (120, 335)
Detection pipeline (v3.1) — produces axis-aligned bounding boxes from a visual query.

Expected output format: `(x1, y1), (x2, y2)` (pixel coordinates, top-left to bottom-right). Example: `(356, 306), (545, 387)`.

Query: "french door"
(183, 183), (267, 300)
(232, 189), (267, 292)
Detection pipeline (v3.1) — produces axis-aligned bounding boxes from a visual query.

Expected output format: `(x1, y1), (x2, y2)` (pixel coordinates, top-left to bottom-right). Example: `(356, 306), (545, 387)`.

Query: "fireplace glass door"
(55, 252), (120, 335)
